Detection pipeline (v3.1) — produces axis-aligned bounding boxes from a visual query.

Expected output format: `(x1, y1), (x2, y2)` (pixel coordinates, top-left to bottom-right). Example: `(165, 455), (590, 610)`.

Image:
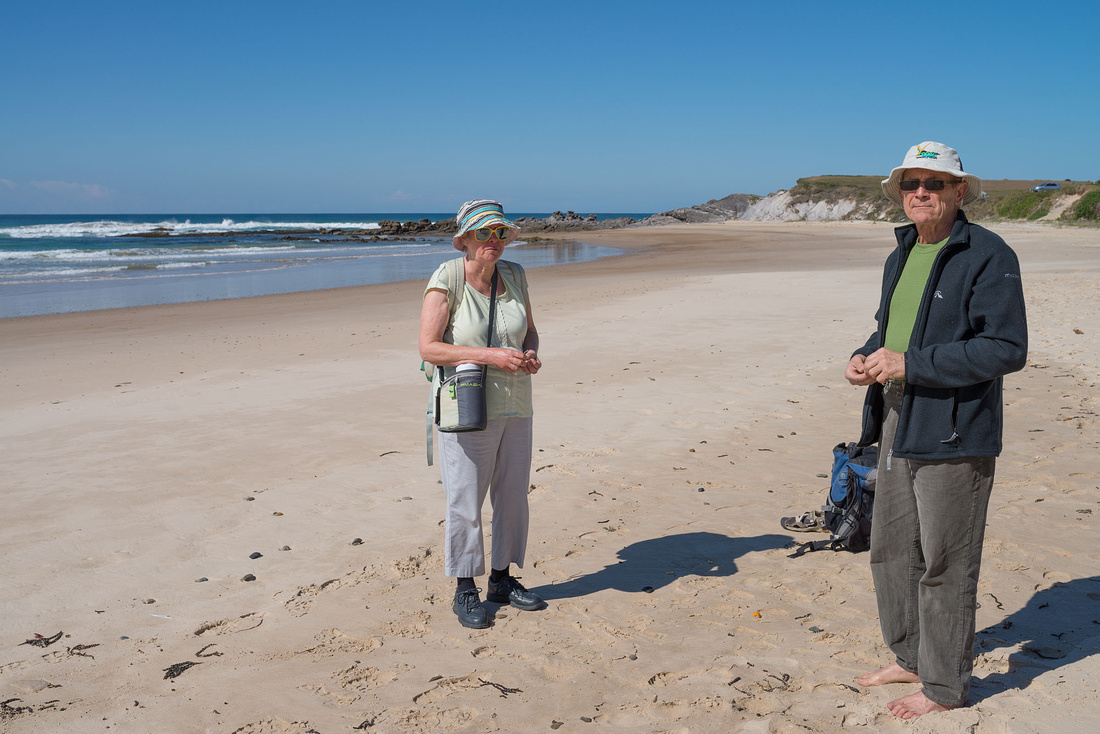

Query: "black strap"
(486, 266), (499, 344)
(788, 539), (842, 558)
(482, 266), (498, 382)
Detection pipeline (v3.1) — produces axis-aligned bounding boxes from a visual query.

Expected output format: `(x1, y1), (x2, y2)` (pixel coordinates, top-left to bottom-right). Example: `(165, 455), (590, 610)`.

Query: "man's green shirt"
(885, 238), (948, 354)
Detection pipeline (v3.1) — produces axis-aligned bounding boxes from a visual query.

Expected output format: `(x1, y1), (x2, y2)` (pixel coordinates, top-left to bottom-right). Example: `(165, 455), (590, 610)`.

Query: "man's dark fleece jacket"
(854, 211), (1028, 460)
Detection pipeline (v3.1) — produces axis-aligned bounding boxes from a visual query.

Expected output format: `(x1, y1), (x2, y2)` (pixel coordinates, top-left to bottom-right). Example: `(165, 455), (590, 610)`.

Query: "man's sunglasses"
(899, 179), (960, 192)
(473, 226), (512, 241)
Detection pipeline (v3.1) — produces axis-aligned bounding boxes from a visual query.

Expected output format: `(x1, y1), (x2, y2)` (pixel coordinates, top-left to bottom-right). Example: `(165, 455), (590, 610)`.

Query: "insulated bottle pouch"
(435, 364), (487, 432)
(428, 266), (498, 441)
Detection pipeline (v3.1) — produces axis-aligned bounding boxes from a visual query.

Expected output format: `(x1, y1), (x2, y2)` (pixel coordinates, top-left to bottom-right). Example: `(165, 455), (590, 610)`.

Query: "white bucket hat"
(451, 199), (519, 251)
(881, 141), (982, 207)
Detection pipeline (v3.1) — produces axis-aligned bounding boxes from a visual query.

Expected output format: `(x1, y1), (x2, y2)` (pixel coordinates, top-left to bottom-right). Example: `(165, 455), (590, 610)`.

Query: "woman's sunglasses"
(473, 226), (512, 241)
(899, 179), (960, 192)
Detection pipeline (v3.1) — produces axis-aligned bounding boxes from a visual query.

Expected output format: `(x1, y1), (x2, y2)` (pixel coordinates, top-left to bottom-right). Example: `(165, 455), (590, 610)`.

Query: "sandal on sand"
(780, 510), (827, 533)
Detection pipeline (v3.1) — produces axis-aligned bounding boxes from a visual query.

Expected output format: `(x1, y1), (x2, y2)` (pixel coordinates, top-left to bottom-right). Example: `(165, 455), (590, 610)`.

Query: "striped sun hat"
(452, 199), (519, 251)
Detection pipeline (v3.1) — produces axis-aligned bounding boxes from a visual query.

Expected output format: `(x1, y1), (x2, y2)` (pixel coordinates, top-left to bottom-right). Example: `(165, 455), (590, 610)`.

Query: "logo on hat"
(916, 144), (940, 160)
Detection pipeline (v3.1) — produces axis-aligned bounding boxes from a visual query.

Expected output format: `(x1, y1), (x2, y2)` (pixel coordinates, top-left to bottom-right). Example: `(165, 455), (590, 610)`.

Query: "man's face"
(901, 168), (968, 231)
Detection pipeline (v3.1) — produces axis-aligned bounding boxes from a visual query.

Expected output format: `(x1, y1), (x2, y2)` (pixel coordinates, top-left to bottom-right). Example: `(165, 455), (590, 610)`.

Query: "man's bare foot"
(855, 662), (920, 687)
(887, 690), (959, 719)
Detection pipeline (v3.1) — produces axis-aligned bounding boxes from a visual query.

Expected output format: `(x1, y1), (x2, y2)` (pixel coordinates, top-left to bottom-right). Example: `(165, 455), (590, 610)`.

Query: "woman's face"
(462, 227), (509, 262)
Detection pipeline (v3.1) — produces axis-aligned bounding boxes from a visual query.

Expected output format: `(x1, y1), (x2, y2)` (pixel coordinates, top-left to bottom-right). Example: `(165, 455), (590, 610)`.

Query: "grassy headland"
(787, 175), (1099, 223)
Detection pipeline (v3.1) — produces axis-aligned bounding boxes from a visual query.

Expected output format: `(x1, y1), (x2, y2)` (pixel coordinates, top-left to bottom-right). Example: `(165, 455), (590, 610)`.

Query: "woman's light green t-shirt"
(426, 259), (533, 419)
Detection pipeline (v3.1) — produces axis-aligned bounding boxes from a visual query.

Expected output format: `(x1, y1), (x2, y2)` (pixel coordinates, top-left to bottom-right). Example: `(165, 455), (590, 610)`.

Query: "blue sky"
(2, 1), (1096, 214)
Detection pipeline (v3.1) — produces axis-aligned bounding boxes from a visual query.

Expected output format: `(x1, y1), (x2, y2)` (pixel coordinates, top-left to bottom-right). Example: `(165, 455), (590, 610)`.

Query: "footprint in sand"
(392, 706), (480, 731)
(264, 628), (382, 662)
(297, 682), (359, 707)
(391, 547), (438, 580)
(309, 628), (383, 655)
(381, 610), (431, 638)
(193, 612), (264, 636)
(334, 663), (404, 692)
(283, 578), (343, 617)
(534, 463), (579, 477)
(973, 649), (1015, 675)
(281, 561), (406, 618)
(410, 673), (482, 705)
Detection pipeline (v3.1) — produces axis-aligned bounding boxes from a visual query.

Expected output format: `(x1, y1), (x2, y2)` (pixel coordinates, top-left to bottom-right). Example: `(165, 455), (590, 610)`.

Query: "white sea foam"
(153, 261), (209, 270)
(0, 244), (319, 264)
(0, 219), (382, 239)
(4, 265), (128, 280)
(0, 240), (433, 265)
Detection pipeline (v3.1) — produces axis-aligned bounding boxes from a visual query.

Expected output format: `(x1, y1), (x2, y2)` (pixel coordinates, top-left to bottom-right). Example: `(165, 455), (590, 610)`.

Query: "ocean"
(0, 213), (638, 318)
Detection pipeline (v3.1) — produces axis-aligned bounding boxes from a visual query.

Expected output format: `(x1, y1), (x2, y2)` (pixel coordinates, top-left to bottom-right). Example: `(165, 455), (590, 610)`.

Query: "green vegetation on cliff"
(1073, 190), (1100, 220)
(788, 176), (1099, 224)
(996, 191), (1053, 220)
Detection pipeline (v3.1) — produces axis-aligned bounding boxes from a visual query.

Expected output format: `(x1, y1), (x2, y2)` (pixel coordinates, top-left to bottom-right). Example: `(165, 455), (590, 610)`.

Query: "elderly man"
(845, 141), (1027, 718)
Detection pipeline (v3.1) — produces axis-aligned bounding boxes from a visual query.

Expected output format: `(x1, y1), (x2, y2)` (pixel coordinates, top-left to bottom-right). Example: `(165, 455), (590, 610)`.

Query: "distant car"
(1032, 182), (1061, 191)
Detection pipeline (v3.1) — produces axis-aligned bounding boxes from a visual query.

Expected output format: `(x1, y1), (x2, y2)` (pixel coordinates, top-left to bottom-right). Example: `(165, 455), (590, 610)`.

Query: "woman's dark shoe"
(453, 588), (489, 629)
(486, 576), (544, 611)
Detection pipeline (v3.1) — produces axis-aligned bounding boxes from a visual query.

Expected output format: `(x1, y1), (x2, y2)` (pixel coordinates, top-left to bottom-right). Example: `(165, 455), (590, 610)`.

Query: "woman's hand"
(520, 350), (541, 375)
(486, 348), (541, 374)
(487, 348), (528, 373)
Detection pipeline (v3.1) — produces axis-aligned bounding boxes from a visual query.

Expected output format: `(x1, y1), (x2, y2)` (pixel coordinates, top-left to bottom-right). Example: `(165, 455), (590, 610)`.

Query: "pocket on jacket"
(896, 385), (958, 454)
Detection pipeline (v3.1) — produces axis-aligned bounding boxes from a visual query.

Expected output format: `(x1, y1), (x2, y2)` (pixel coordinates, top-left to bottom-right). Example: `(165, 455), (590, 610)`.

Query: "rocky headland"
(367, 175), (1096, 236)
(131, 177), (1095, 244)
(647, 175), (1098, 226)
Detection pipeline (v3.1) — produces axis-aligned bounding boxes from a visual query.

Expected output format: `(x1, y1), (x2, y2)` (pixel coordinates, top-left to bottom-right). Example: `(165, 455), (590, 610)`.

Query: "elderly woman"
(419, 200), (544, 629)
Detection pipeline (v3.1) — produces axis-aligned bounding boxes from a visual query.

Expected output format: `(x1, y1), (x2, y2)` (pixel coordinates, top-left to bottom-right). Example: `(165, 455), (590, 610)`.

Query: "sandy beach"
(2, 220), (1098, 733)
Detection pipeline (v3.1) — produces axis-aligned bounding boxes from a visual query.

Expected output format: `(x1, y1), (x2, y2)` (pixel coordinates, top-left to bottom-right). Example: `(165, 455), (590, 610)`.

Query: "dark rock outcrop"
(373, 218), (455, 236)
(514, 211), (638, 232)
(350, 212), (642, 237)
(650, 193), (758, 224)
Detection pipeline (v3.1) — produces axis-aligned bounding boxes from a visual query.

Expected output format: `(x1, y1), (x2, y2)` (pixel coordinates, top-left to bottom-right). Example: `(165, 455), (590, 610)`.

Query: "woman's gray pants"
(870, 382), (995, 708)
(438, 416), (532, 578)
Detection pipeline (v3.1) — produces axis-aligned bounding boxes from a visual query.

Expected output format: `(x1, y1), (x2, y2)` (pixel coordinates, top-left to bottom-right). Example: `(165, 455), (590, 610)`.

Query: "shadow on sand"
(970, 575), (1100, 703)
(531, 531), (790, 601)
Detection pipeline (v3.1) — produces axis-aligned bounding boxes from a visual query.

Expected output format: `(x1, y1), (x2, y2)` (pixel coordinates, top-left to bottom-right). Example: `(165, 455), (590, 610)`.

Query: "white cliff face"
(739, 191), (888, 222)
(646, 185), (903, 226)
(739, 191), (799, 221)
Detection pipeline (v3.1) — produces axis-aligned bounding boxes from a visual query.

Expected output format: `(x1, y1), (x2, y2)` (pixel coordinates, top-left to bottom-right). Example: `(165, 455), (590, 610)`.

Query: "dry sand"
(1, 220), (1098, 733)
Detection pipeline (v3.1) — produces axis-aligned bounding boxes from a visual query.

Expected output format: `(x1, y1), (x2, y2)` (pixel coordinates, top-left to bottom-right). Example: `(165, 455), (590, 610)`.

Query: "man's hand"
(846, 354), (877, 386)
(864, 348), (906, 384)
